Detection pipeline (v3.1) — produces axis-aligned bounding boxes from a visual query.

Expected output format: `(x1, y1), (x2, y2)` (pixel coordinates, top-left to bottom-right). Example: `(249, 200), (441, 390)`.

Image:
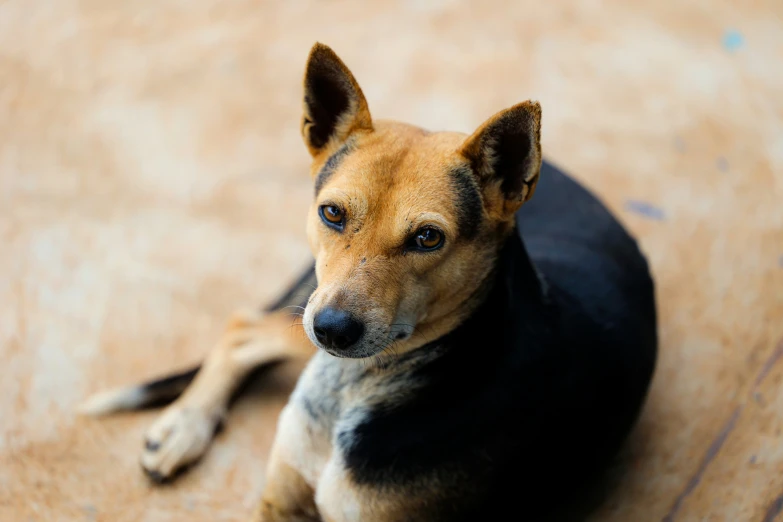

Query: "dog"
(80, 42), (657, 521)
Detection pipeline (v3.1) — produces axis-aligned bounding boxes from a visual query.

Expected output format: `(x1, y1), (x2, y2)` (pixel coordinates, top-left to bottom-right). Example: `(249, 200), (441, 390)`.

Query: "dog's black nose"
(313, 308), (364, 351)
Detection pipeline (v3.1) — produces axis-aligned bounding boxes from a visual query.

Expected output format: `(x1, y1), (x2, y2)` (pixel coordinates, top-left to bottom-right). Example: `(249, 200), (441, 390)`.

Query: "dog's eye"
(319, 205), (345, 230)
(411, 227), (444, 251)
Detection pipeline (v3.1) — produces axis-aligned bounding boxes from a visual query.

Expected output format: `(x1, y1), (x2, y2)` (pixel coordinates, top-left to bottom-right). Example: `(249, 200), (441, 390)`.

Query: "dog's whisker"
(277, 293), (315, 304)
(288, 321), (305, 331)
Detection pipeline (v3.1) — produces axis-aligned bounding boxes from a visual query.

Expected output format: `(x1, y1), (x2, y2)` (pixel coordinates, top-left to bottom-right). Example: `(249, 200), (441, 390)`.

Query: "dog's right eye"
(319, 205), (345, 231)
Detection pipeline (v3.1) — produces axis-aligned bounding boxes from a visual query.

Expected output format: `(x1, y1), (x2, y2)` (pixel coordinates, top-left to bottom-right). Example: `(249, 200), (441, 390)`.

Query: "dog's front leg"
(252, 430), (320, 522)
(140, 309), (315, 481)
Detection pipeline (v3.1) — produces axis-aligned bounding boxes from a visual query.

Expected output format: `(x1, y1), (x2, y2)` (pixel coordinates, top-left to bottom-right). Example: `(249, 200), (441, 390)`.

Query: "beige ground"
(1, 1), (782, 520)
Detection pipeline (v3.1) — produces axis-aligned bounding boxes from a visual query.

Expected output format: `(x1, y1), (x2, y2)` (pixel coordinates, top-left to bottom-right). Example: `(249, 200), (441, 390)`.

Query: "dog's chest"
(278, 352), (370, 487)
(280, 351), (419, 489)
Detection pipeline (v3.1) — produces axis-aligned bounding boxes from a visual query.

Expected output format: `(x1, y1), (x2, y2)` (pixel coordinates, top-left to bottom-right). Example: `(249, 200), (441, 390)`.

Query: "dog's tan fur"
(82, 42), (543, 520)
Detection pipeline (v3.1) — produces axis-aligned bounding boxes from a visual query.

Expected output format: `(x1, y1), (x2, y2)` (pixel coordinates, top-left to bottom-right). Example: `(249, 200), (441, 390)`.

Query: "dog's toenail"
(145, 439), (161, 452)
(142, 466), (167, 484)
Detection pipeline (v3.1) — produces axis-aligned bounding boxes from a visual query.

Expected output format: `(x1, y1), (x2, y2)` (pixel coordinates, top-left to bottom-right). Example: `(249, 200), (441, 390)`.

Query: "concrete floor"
(1, 1), (782, 520)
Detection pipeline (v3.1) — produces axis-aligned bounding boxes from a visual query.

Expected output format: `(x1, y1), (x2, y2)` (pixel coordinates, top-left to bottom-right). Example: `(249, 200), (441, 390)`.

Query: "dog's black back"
(329, 160), (657, 521)
(521, 160), (656, 350)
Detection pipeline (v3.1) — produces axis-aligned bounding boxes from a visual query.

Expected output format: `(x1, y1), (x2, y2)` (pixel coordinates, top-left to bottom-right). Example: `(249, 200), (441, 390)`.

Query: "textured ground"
(1, 1), (782, 520)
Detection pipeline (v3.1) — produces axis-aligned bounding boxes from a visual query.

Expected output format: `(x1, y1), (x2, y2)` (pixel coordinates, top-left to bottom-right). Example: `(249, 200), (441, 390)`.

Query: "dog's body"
(81, 44), (657, 521)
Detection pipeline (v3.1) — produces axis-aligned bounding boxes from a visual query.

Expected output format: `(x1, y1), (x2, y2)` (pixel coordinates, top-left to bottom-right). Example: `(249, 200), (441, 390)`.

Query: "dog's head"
(300, 43), (542, 359)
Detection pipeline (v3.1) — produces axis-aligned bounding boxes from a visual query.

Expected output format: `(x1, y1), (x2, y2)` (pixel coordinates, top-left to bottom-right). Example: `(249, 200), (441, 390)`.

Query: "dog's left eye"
(410, 227), (444, 252)
(319, 204), (345, 230)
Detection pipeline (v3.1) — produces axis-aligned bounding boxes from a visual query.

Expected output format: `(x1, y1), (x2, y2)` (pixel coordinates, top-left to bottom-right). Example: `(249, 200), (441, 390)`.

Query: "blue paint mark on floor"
(778, 255), (783, 268)
(81, 504), (97, 521)
(624, 200), (666, 221)
(674, 136), (687, 153)
(717, 157), (729, 171)
(722, 30), (744, 52)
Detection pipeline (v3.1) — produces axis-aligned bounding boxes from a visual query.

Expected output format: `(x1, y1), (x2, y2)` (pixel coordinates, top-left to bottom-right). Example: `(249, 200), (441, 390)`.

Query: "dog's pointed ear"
(301, 43), (372, 157)
(459, 101), (542, 219)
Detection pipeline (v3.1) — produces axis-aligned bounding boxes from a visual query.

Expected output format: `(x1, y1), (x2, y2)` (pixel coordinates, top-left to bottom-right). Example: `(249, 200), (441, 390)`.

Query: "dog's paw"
(140, 405), (221, 482)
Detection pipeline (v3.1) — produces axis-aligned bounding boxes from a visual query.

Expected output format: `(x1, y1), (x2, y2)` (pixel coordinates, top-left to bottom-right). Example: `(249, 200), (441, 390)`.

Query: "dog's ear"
(459, 101), (542, 219)
(301, 43), (372, 157)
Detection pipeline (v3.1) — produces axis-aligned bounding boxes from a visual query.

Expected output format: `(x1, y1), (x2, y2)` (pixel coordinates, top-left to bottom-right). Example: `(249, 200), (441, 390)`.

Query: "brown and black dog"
(81, 43), (657, 521)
